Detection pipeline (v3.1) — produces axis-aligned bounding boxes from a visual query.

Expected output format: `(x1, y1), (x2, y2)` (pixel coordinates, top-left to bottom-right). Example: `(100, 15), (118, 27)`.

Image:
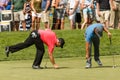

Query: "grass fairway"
(0, 30), (120, 80)
(0, 56), (120, 80)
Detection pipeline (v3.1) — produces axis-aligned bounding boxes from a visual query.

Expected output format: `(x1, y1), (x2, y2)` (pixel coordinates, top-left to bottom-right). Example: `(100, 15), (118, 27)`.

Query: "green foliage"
(0, 29), (120, 61)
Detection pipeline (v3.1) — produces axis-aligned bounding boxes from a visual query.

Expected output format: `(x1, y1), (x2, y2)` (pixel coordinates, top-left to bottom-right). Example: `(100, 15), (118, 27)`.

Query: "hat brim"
(61, 45), (63, 48)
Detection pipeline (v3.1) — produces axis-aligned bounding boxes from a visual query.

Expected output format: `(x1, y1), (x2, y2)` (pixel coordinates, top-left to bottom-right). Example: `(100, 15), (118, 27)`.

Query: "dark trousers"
(9, 31), (45, 66)
(51, 8), (61, 30)
(89, 36), (100, 61)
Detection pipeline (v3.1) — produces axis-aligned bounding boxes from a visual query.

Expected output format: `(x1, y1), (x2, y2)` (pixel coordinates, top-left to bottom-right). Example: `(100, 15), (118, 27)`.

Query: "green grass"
(0, 56), (120, 80)
(0, 29), (120, 61)
(0, 29), (120, 80)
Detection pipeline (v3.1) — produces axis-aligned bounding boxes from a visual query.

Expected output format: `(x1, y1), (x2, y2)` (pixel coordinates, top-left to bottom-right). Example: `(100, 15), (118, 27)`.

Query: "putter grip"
(110, 38), (112, 44)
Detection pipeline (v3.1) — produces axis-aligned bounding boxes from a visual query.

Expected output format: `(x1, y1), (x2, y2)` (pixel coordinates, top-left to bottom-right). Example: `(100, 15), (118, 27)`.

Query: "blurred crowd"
(0, 0), (120, 31)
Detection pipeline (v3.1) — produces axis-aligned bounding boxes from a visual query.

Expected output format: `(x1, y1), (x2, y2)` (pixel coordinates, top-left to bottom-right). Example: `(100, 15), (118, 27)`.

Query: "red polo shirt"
(38, 29), (57, 54)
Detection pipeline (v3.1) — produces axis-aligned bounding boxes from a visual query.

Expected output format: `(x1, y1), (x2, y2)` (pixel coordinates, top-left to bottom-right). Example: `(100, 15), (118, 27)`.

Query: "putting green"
(0, 56), (120, 80)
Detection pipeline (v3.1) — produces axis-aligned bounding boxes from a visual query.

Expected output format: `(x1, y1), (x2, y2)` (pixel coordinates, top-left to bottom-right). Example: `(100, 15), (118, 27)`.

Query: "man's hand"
(86, 54), (89, 59)
(97, 11), (101, 17)
(69, 10), (74, 15)
(108, 32), (112, 39)
(112, 6), (117, 11)
(48, 53), (59, 69)
(53, 64), (59, 69)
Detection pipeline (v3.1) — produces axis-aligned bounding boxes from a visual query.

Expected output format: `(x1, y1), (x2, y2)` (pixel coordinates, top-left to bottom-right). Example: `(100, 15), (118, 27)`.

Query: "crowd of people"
(0, 0), (120, 31)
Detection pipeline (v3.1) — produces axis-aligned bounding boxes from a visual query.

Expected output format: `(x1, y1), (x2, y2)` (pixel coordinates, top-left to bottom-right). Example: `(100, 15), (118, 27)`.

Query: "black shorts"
(75, 13), (81, 23)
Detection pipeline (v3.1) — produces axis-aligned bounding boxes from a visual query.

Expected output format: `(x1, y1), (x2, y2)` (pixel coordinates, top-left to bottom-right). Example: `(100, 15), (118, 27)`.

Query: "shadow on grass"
(92, 65), (120, 68)
(43, 66), (70, 69)
(12, 66), (70, 70)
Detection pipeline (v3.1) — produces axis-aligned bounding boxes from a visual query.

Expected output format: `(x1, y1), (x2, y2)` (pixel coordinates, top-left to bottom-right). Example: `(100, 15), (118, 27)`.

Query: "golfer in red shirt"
(5, 29), (65, 69)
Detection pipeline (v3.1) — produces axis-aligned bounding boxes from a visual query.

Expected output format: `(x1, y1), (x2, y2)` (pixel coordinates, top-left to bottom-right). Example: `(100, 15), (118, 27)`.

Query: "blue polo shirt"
(5, 1), (11, 10)
(85, 23), (104, 42)
(41, 0), (52, 11)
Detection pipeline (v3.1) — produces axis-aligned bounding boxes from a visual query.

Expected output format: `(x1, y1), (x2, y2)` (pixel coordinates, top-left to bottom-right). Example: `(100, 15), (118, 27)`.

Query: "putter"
(44, 61), (47, 68)
(44, 57), (48, 69)
(109, 38), (116, 68)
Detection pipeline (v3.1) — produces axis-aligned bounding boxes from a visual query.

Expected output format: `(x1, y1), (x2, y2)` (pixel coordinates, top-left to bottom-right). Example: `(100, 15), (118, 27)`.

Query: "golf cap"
(58, 38), (65, 48)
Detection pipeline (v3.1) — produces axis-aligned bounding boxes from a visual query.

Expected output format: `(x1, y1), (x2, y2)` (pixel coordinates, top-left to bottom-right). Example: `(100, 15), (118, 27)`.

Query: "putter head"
(44, 65), (47, 69)
(112, 65), (116, 68)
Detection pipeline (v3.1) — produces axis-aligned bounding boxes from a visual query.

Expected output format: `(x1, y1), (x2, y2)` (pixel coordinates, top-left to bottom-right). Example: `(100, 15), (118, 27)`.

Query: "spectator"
(41, 0), (52, 29)
(31, 0), (42, 31)
(0, 0), (8, 11)
(51, 6), (58, 30)
(96, 0), (111, 29)
(51, 0), (59, 30)
(110, 0), (120, 29)
(0, 0), (8, 21)
(80, 0), (94, 30)
(85, 23), (111, 68)
(5, 0), (11, 10)
(66, 0), (79, 29)
(11, 0), (26, 31)
(23, 0), (32, 30)
(54, 0), (67, 30)
(75, 2), (82, 29)
(93, 0), (100, 22)
(23, 0), (32, 14)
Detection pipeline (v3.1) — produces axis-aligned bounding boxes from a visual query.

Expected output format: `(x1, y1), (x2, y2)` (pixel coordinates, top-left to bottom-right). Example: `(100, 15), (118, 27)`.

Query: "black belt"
(115, 1), (120, 3)
(69, 8), (73, 10)
(100, 9), (110, 11)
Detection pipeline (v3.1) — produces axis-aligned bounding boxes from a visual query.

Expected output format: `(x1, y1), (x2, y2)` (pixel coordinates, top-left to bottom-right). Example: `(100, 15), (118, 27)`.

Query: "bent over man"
(85, 23), (111, 68)
(5, 29), (65, 69)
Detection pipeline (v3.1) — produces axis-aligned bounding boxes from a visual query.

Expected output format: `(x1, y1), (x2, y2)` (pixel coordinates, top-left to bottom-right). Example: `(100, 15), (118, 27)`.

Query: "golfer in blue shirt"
(85, 23), (111, 68)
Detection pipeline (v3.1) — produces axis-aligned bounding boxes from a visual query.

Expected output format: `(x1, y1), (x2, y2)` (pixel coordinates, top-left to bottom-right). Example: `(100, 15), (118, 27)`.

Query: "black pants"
(9, 30), (45, 66)
(51, 8), (61, 30)
(89, 36), (100, 61)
